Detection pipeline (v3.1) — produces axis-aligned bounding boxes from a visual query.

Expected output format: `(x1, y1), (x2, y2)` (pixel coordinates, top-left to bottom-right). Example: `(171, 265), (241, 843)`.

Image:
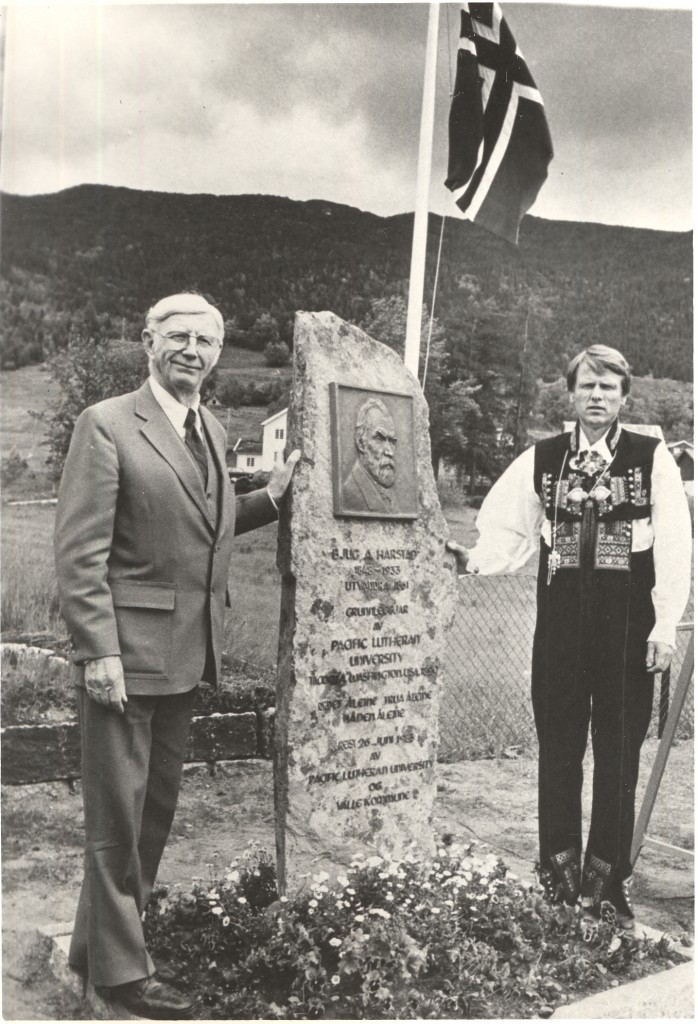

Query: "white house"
(230, 408), (288, 473)
(260, 408), (289, 470)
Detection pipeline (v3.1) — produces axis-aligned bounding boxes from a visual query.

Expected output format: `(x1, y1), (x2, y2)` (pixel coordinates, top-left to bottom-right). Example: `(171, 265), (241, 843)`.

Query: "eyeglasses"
(154, 329), (221, 351)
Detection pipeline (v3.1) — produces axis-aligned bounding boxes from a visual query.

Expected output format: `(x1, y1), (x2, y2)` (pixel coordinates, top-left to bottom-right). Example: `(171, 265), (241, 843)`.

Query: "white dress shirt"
(467, 426), (692, 647)
(148, 375), (202, 438)
(148, 376), (280, 513)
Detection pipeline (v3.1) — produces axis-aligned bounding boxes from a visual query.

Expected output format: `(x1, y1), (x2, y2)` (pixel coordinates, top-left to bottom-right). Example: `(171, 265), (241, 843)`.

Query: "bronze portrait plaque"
(330, 383), (419, 519)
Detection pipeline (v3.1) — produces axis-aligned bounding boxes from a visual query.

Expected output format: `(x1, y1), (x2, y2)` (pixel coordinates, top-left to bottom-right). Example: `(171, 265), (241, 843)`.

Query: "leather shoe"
(96, 975), (199, 1019)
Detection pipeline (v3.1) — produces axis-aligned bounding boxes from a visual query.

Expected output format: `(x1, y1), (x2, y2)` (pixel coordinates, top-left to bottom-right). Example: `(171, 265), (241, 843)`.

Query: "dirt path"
(3, 742), (693, 1020)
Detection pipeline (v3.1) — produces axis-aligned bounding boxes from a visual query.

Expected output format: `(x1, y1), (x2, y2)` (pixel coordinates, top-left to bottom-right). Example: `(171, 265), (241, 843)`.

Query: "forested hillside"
(1, 185), (692, 381)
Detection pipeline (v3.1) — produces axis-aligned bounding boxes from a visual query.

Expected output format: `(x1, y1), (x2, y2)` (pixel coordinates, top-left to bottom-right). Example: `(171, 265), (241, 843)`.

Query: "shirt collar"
(148, 376), (200, 437)
(578, 425), (614, 463)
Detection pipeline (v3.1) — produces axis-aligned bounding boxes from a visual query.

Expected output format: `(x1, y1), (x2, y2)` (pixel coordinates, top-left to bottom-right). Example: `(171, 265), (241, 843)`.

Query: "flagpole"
(404, 2), (440, 378)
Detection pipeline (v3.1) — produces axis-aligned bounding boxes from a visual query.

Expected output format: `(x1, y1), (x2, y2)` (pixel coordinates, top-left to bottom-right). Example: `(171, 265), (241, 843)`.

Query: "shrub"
(44, 336), (148, 481)
(144, 844), (682, 1020)
(0, 450), (29, 487)
(263, 341), (291, 368)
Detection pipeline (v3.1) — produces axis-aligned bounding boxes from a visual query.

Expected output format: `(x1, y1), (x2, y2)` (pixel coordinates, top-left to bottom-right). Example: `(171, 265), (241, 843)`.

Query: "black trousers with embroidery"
(531, 544), (655, 882)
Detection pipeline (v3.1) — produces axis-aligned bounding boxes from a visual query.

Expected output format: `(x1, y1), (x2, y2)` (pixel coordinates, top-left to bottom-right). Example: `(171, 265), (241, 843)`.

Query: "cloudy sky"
(1, 2), (692, 231)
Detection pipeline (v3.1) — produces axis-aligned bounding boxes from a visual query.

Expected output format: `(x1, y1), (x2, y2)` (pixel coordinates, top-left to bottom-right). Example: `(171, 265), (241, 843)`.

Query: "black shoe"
(537, 847), (581, 906)
(96, 975), (199, 1019)
(550, 847), (582, 905)
(607, 876), (635, 931)
(581, 856), (635, 932)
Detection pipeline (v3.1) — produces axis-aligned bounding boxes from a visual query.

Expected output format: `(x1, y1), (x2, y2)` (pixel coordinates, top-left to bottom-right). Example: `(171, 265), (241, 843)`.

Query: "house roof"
(261, 407), (288, 428)
(233, 438), (263, 455)
(668, 440), (694, 456)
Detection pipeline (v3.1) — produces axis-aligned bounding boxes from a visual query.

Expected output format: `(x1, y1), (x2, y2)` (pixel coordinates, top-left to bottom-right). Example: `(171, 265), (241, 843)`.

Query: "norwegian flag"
(445, 3), (553, 245)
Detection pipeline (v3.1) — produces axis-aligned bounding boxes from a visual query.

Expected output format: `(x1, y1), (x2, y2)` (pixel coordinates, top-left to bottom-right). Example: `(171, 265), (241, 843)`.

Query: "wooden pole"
(631, 628), (694, 866)
(404, 2), (440, 378)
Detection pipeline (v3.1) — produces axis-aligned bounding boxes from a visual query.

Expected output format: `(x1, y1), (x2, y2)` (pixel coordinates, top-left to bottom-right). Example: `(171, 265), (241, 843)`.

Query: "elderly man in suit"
(55, 292), (299, 1018)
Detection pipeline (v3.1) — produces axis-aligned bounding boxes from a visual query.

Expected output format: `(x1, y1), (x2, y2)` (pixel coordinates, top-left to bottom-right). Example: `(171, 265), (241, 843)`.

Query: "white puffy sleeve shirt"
(466, 439), (692, 647)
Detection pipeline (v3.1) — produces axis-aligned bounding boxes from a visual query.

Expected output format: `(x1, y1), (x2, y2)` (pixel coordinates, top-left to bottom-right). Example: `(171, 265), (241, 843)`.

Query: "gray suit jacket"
(55, 381), (277, 694)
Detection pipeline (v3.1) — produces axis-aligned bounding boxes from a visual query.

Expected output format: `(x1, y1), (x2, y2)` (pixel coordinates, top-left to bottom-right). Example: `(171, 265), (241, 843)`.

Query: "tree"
(45, 336), (148, 481)
(263, 341), (291, 367)
(358, 295), (451, 475)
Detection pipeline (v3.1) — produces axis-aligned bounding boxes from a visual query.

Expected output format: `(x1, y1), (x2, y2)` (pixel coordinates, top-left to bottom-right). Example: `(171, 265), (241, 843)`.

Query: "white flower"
(329, 937), (342, 947)
(367, 855), (383, 868)
(337, 875), (350, 888)
(211, 906), (223, 916)
(222, 916), (230, 927)
(226, 870), (240, 883)
(308, 899), (318, 908)
(280, 896), (288, 903)
(313, 871), (330, 883)
(331, 975), (340, 986)
(444, 899), (454, 907)
(385, 892), (394, 901)
(346, 888), (356, 896)
(354, 914), (365, 922)
(430, 907), (441, 915)
(369, 908), (391, 919)
(237, 896), (247, 905)
(207, 890), (220, 899)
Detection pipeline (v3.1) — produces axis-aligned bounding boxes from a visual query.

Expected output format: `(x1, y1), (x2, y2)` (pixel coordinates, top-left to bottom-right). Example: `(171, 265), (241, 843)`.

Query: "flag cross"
(445, 1), (553, 245)
(461, 8), (537, 93)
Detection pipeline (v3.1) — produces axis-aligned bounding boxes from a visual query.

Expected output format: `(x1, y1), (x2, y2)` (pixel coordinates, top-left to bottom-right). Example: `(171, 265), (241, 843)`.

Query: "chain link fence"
(440, 574), (694, 762)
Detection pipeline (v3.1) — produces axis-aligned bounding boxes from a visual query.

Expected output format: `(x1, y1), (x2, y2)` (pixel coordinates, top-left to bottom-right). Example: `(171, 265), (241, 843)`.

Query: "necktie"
(184, 408), (208, 488)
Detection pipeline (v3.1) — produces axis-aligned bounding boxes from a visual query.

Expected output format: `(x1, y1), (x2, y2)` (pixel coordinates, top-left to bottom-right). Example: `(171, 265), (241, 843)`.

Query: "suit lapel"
(200, 405), (231, 542)
(134, 382), (215, 530)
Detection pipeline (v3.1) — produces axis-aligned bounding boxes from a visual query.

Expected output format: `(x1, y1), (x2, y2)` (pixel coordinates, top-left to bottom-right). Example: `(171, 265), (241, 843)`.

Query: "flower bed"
(144, 844), (683, 1019)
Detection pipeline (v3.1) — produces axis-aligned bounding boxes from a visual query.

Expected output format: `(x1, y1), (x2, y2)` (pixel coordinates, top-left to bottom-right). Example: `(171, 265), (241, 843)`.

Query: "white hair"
(145, 292), (224, 338)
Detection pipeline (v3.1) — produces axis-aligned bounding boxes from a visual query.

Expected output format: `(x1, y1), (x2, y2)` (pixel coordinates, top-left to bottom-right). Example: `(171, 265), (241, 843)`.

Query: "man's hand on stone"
(446, 540), (470, 577)
(267, 448), (302, 503)
(645, 641), (673, 674)
(84, 655), (128, 713)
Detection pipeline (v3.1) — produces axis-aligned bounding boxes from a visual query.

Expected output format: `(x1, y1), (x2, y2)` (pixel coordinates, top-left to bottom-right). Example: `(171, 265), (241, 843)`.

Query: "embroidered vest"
(533, 423), (659, 571)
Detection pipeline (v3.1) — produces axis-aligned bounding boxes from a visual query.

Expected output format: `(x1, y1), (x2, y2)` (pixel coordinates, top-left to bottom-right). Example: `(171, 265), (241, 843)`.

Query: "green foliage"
(1, 186), (691, 382)
(535, 376), (694, 442)
(358, 289), (543, 482)
(216, 372), (288, 409)
(1, 507), (64, 639)
(263, 341), (291, 367)
(44, 335), (148, 481)
(143, 844), (681, 1020)
(0, 450), (29, 487)
(0, 646), (71, 725)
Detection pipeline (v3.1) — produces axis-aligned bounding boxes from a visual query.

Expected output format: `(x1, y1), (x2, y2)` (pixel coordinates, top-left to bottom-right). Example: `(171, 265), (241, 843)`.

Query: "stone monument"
(275, 311), (457, 892)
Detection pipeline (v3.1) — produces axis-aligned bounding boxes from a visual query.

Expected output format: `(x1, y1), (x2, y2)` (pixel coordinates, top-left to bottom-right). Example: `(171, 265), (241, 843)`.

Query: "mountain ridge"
(1, 184), (692, 380)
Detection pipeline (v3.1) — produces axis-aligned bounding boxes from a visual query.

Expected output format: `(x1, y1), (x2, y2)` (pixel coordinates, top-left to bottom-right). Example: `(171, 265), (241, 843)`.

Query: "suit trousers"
(531, 545), (655, 882)
(69, 686), (198, 987)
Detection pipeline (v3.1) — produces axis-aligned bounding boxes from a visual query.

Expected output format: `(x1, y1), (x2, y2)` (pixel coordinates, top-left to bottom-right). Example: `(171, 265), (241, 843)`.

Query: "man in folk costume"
(448, 345), (691, 929)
